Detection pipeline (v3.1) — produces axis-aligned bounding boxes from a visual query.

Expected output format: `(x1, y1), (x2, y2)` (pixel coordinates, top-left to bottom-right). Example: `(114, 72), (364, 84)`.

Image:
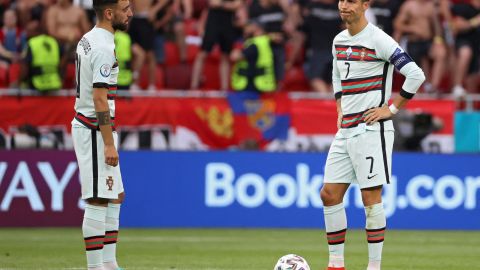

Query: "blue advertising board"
(120, 152), (480, 230)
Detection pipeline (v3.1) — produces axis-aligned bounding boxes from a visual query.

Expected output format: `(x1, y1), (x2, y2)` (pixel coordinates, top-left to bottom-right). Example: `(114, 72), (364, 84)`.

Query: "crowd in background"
(0, 0), (479, 97)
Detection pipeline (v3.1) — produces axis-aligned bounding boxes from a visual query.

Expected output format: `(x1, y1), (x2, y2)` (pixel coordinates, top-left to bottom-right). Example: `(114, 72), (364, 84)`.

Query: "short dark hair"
(93, 0), (119, 18)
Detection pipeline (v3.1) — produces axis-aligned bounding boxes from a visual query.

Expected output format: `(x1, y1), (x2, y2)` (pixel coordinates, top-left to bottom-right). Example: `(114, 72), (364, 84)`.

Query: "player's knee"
(320, 187), (337, 206)
(361, 186), (383, 206)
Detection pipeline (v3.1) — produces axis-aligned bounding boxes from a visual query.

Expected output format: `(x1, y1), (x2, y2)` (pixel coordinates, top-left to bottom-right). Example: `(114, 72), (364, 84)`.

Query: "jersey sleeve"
(91, 47), (115, 89)
(331, 43), (342, 100)
(376, 32), (425, 98)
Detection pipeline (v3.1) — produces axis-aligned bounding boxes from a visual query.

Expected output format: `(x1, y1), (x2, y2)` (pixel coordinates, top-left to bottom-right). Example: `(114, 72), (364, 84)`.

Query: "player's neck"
(96, 21), (114, 34)
(346, 18), (368, 36)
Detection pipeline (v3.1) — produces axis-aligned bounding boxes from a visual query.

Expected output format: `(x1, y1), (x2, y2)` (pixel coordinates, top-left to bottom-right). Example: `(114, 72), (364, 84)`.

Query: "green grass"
(0, 228), (478, 269)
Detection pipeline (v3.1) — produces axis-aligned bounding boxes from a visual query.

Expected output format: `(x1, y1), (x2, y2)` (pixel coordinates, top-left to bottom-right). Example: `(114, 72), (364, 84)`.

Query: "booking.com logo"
(204, 162), (480, 217)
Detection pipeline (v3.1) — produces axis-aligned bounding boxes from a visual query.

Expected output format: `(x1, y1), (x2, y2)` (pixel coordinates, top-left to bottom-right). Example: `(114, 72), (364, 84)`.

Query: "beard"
(112, 19), (128, 31)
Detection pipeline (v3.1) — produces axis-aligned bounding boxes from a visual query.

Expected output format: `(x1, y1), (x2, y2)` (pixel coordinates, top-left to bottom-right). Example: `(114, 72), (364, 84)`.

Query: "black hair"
(93, 0), (119, 18)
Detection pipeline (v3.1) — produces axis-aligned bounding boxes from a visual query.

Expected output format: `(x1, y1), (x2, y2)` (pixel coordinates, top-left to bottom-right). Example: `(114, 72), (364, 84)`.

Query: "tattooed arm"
(93, 88), (118, 167)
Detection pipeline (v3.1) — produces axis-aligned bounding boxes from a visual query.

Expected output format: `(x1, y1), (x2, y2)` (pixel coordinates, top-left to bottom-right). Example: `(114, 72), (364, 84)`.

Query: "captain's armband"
(389, 48), (414, 71)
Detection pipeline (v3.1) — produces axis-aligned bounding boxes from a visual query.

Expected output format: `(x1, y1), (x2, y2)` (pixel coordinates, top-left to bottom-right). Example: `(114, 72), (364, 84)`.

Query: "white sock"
(103, 203), (121, 270)
(365, 203), (386, 270)
(324, 203), (347, 268)
(83, 204), (107, 269)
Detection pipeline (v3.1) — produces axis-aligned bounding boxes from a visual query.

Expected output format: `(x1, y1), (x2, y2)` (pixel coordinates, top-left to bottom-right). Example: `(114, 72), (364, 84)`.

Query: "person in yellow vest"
(114, 30), (133, 90)
(231, 19), (276, 92)
(22, 21), (62, 92)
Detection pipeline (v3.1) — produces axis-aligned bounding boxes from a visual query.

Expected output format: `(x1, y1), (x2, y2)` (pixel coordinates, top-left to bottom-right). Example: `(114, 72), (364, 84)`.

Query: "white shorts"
(72, 126), (124, 199)
(324, 129), (394, 189)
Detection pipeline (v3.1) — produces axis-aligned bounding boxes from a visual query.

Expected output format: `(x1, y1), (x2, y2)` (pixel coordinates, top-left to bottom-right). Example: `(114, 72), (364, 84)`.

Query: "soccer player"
(320, 0), (425, 269)
(71, 0), (132, 269)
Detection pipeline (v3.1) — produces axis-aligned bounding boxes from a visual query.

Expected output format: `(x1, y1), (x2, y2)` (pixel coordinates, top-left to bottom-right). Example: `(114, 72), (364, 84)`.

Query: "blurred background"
(0, 0), (479, 231)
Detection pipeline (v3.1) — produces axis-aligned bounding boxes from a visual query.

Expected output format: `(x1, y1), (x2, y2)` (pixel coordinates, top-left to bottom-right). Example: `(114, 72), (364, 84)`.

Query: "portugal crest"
(106, 176), (114, 191)
(360, 48), (367, 61)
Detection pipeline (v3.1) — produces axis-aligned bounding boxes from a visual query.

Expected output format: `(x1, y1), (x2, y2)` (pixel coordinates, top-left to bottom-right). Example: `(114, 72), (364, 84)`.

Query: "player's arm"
(364, 37), (425, 124)
(331, 44), (343, 129)
(93, 88), (118, 167)
(0, 43), (14, 59)
(91, 49), (118, 167)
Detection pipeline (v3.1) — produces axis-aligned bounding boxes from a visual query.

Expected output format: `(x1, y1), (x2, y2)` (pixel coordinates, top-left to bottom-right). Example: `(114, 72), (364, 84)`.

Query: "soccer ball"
(274, 254), (310, 270)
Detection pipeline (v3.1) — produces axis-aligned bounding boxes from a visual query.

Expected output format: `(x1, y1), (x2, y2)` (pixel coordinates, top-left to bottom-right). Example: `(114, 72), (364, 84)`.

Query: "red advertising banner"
(0, 95), (455, 150)
(0, 150), (82, 226)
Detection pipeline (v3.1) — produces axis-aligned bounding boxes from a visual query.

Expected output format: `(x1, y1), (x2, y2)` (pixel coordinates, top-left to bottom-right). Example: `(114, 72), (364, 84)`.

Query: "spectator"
(248, 0), (288, 85)
(172, 0), (193, 62)
(129, 0), (157, 91)
(231, 19), (276, 92)
(191, 0), (244, 91)
(300, 0), (342, 93)
(394, 0), (447, 94)
(46, 0), (90, 46)
(369, 0), (402, 36)
(151, 0), (175, 66)
(73, 0), (96, 26)
(151, 0), (192, 65)
(0, 9), (26, 87)
(450, 0), (480, 97)
(22, 20), (62, 92)
(46, 0), (89, 79)
(14, 0), (38, 27)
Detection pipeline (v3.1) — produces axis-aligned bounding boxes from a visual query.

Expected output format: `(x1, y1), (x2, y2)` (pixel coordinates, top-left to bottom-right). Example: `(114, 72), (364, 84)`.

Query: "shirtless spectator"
(73, 0), (95, 26)
(46, 0), (89, 76)
(191, 0), (243, 91)
(129, 0), (156, 91)
(394, 0), (446, 94)
(46, 0), (89, 45)
(450, 0), (480, 97)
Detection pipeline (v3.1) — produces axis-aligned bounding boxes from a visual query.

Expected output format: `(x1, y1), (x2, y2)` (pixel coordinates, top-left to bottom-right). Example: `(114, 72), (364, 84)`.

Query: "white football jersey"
(332, 23), (417, 138)
(73, 27), (118, 129)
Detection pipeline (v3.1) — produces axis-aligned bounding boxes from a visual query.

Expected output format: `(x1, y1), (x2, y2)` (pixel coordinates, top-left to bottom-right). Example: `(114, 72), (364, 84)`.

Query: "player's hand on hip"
(104, 145), (119, 167)
(363, 105), (392, 125)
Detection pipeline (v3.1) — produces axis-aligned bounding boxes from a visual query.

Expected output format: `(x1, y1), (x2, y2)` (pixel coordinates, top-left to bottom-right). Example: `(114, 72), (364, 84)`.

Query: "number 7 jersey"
(332, 23), (420, 138)
(73, 27), (119, 129)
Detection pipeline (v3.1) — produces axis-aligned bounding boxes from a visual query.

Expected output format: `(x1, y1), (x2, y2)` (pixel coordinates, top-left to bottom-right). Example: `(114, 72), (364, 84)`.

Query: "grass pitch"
(0, 228), (478, 270)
